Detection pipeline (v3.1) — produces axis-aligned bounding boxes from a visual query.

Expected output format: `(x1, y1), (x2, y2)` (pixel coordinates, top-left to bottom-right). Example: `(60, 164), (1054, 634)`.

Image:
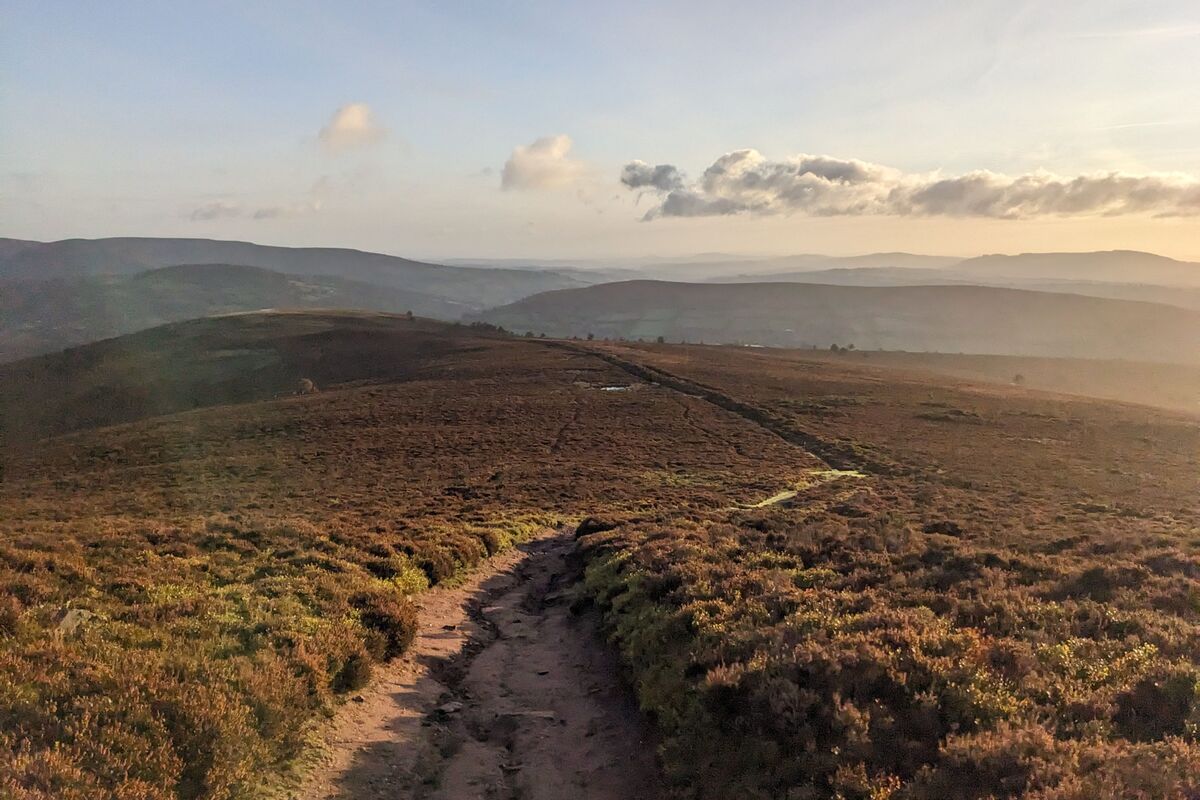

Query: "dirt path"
(294, 529), (662, 800)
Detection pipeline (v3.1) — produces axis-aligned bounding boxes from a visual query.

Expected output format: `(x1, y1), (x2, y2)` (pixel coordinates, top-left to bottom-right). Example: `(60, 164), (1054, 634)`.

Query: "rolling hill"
(477, 280), (1200, 363)
(0, 311), (810, 797)
(702, 267), (1200, 311)
(0, 236), (591, 307)
(0, 263), (466, 362)
(3, 312), (1198, 799)
(955, 250), (1200, 286)
(637, 252), (960, 281)
(0, 310), (506, 443)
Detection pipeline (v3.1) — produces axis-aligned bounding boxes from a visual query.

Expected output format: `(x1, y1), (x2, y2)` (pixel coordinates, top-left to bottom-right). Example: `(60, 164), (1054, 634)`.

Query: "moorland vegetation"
(576, 342), (1200, 799)
(0, 313), (811, 799)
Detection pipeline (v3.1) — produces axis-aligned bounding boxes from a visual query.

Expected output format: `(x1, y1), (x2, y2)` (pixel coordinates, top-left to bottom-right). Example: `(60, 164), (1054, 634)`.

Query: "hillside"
(643, 252), (959, 281)
(0, 263), (466, 361)
(0, 313), (811, 799)
(576, 340), (1200, 799)
(0, 311), (508, 444)
(0, 236), (591, 308)
(704, 267), (1200, 311)
(956, 250), (1200, 286)
(478, 280), (1200, 363)
(2, 314), (1199, 799)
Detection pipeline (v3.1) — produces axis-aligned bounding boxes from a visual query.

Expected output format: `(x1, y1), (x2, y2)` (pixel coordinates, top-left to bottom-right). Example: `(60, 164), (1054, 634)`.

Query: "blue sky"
(3, 1), (1199, 259)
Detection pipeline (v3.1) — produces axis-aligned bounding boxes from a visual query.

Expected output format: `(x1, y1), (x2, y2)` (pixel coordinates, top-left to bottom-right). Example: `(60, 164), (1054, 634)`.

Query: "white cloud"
(319, 103), (387, 152)
(501, 135), (587, 191)
(623, 149), (1200, 220)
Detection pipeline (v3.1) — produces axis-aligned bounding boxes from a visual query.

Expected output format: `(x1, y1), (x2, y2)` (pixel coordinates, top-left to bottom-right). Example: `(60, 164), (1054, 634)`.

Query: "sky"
(2, 0), (1200, 261)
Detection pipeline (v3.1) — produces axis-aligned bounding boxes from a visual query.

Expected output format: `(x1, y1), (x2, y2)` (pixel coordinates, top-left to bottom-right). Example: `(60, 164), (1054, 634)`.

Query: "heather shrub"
(351, 587), (418, 658)
(0, 510), (536, 799)
(580, 481), (1200, 799)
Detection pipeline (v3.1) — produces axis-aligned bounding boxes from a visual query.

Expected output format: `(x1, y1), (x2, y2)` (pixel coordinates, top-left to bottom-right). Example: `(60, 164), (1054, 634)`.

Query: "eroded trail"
(296, 530), (661, 800)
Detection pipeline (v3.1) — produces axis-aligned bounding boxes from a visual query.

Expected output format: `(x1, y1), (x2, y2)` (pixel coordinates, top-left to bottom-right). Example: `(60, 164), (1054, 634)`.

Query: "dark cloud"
(621, 161), (685, 192)
(622, 149), (1200, 220)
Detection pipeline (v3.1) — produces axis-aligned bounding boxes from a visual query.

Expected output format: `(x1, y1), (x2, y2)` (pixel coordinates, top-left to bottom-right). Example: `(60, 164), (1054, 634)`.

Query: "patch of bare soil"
(293, 530), (661, 800)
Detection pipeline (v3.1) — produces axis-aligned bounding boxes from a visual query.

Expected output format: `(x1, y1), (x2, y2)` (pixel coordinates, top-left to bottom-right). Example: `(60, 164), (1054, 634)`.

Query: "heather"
(578, 342), (1200, 799)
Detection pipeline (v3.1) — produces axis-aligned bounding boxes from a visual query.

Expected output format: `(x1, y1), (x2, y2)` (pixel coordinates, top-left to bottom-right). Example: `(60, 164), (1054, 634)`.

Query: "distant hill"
(703, 267), (1200, 311)
(707, 266), (954, 285)
(0, 237), (590, 307)
(0, 310), (496, 442)
(643, 252), (959, 281)
(448, 252), (958, 280)
(478, 280), (1200, 363)
(0, 263), (466, 362)
(955, 250), (1200, 286)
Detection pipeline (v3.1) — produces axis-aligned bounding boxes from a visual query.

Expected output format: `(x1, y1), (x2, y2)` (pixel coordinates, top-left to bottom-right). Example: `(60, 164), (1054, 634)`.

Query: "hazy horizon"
(6, 233), (1200, 269)
(4, 1), (1200, 262)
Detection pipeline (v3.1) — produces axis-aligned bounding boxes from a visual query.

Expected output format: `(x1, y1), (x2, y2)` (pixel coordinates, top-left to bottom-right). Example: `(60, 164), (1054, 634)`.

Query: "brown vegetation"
(0, 314), (809, 799)
(576, 341), (1200, 799)
(3, 315), (1199, 799)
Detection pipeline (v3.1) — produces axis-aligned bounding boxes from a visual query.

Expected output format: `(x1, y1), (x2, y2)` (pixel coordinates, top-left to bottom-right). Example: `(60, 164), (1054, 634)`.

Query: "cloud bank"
(319, 103), (386, 151)
(501, 135), (586, 190)
(622, 150), (1200, 220)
